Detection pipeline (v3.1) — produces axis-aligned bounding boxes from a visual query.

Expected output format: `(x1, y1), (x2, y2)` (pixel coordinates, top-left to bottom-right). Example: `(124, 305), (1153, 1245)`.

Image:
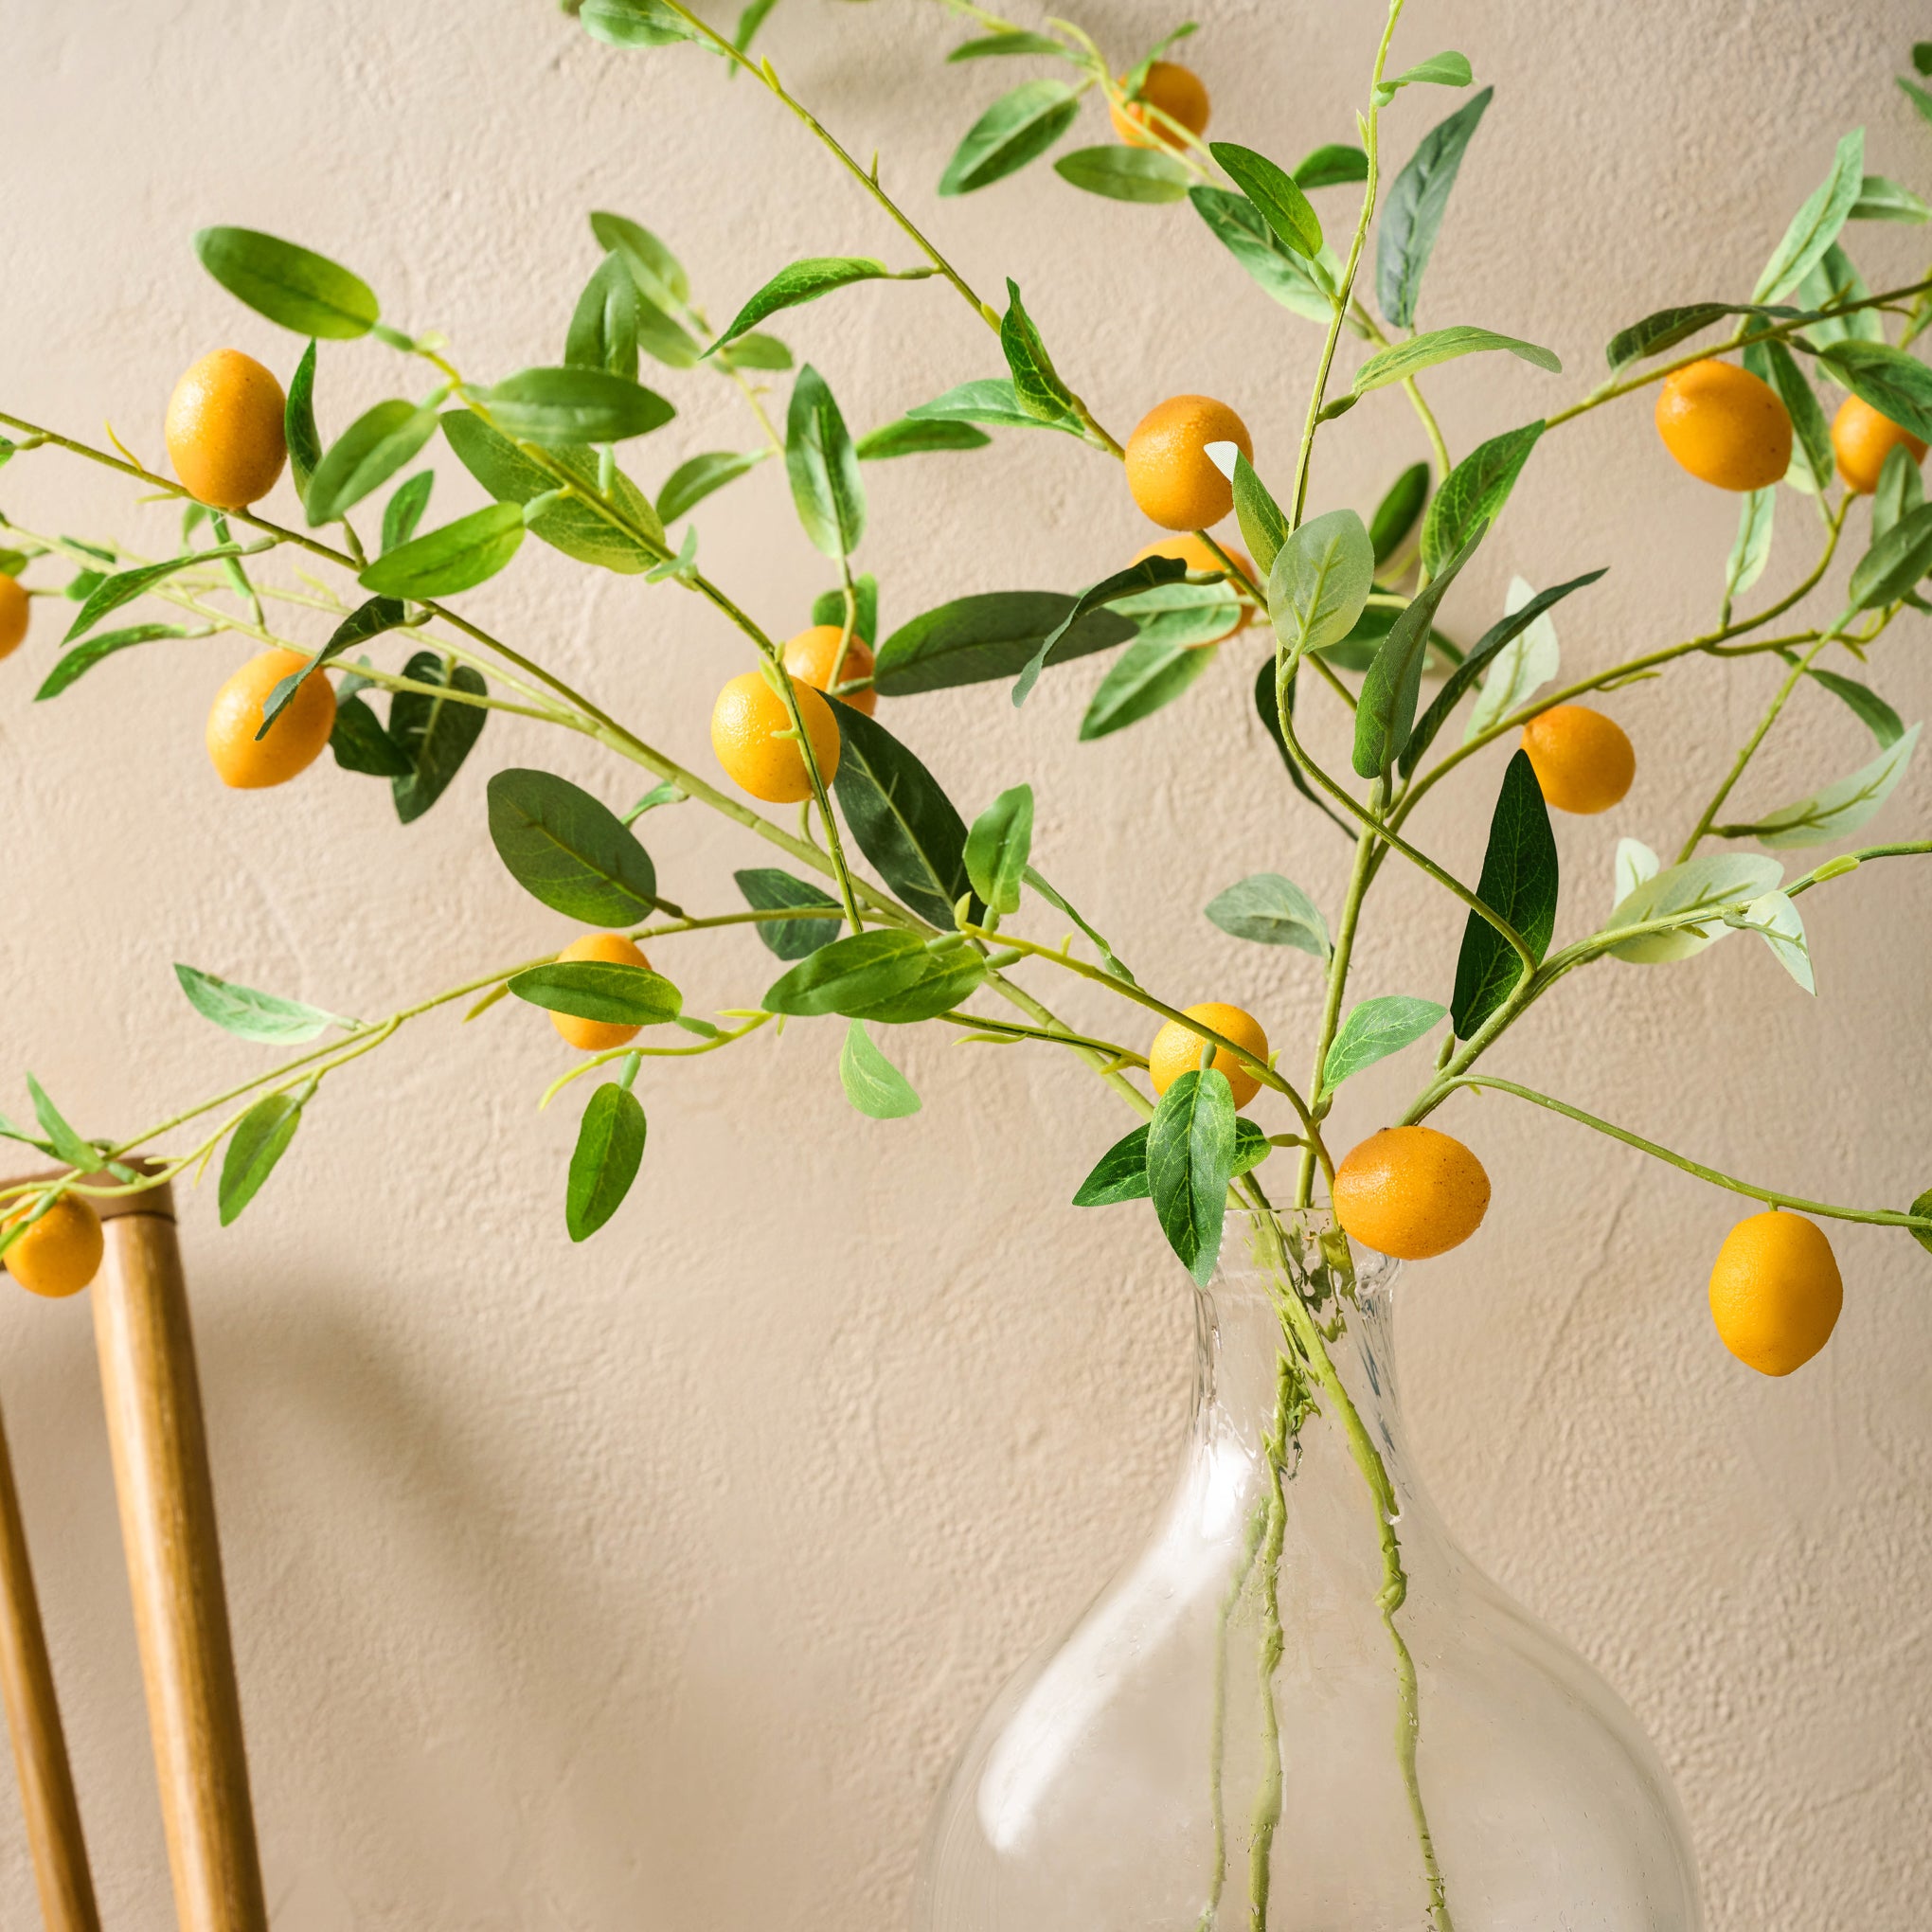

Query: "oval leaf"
(508, 961), (681, 1024)
(487, 767), (660, 924)
(360, 504), (524, 599)
(709, 257), (895, 353)
(1376, 88), (1493, 330)
(219, 1091), (305, 1226)
(566, 1083), (647, 1242)
(194, 227), (378, 339)
(839, 1020), (921, 1119)
(1204, 874), (1329, 958)
(1321, 995), (1447, 1090)
(786, 365), (866, 557)
(1450, 748), (1559, 1037)
(761, 931), (927, 1016)
(304, 399), (438, 528)
(829, 707), (977, 926)
(939, 80), (1080, 195)
(1052, 146), (1190, 203)
(1148, 1068), (1238, 1285)
(481, 367), (674, 447)
(174, 963), (352, 1045)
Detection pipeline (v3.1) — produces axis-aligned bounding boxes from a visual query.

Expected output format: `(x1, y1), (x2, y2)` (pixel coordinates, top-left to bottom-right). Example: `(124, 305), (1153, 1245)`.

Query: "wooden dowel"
(93, 1198), (266, 1932)
(0, 1386), (99, 1932)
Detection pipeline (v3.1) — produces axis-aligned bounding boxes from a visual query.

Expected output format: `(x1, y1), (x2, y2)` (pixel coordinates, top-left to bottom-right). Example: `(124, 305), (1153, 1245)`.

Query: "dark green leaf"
(1209, 141), (1322, 257)
(786, 365), (866, 558)
(761, 930), (928, 1016)
(1253, 654), (1351, 836)
(1295, 142), (1368, 189)
(34, 623), (194, 701)
(947, 29), (1070, 59)
(1791, 658), (1905, 747)
(1189, 185), (1337, 322)
(1204, 874), (1328, 957)
(1321, 995), (1447, 1089)
(508, 961), (681, 1024)
(285, 341), (322, 497)
(657, 449), (768, 523)
(359, 504), (523, 599)
(64, 548), (237, 645)
(1753, 130), (1863, 303)
(1376, 87), (1493, 329)
(853, 418), (993, 459)
(873, 590), (1135, 695)
(482, 367), (674, 446)
(1819, 342), (1932, 442)
(1228, 451), (1288, 573)
(999, 279), (1077, 420)
(734, 868), (842, 959)
(1743, 337), (1833, 493)
(218, 1091), (305, 1226)
(382, 471), (434, 553)
(1148, 1068), (1238, 1285)
(810, 574), (879, 649)
(847, 945), (987, 1023)
(830, 706), (977, 927)
(389, 652), (488, 822)
(566, 1083), (647, 1241)
(261, 595), (408, 734)
(708, 256), (905, 353)
(1419, 420), (1542, 578)
(1014, 555), (1189, 704)
(1078, 636), (1215, 740)
(1353, 531), (1482, 778)
(1369, 461), (1430, 563)
(904, 376), (1082, 435)
(939, 79), (1080, 195)
(839, 1021), (921, 1118)
(1847, 502), (1932, 611)
(1603, 303), (1754, 375)
(487, 766), (660, 922)
(304, 399), (438, 528)
(330, 693), (414, 776)
(964, 784), (1033, 915)
(565, 253), (642, 382)
(1074, 1117), (1266, 1206)
(1451, 748), (1558, 1037)
(173, 963), (352, 1045)
(1052, 145), (1191, 203)
(193, 227), (378, 339)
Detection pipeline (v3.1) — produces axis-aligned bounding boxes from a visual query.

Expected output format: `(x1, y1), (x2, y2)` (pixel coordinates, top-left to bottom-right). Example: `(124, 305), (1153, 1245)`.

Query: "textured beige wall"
(2, 0), (1929, 1925)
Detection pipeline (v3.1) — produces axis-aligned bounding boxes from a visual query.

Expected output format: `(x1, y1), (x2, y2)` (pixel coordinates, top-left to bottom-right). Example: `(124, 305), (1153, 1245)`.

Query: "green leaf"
(566, 1083), (647, 1241)
(715, 331), (793, 371)
(1794, 660), (1905, 748)
(1791, 243), (1883, 361)
(1074, 1118), (1266, 1206)
(657, 449), (769, 523)
(588, 210), (689, 309)
(304, 399), (438, 528)
(760, 930), (928, 1016)
(330, 693), (414, 776)
(173, 963), (353, 1045)
(218, 1091), (306, 1226)
(810, 574), (879, 649)
(839, 1021), (921, 1119)
(1014, 555), (1189, 704)
(1321, 995), (1447, 1090)
(481, 367), (674, 447)
(1851, 174), (1931, 223)
(873, 590), (1135, 695)
(1724, 724), (1920, 849)
(734, 868), (842, 959)
(999, 279), (1078, 420)
(1024, 866), (1136, 982)
(708, 256), (900, 353)
(1253, 655), (1352, 838)
(260, 595), (408, 734)
(382, 471), (434, 553)
(1848, 502), (1932, 611)
(1368, 461), (1430, 564)
(939, 80), (1081, 196)
(285, 341), (322, 497)
(786, 365), (866, 558)
(1078, 636), (1216, 740)
(964, 783), (1033, 915)
(441, 412), (663, 572)
(26, 1075), (97, 1173)
(487, 766), (660, 924)
(359, 504), (524, 599)
(1450, 748), (1559, 1037)
(1753, 130), (1864, 302)
(1724, 489), (1777, 606)
(1225, 450), (1288, 573)
(847, 945), (987, 1024)
(1910, 1187), (1932, 1258)
(1420, 420), (1542, 578)
(507, 961), (681, 1024)
(1463, 572), (1560, 742)
(904, 377), (1082, 435)
(1603, 303), (1760, 375)
(1872, 443), (1925, 544)
(1376, 86), (1493, 329)
(830, 706), (978, 927)
(1208, 141), (1322, 258)
(1380, 49), (1473, 95)
(1603, 853), (1785, 963)
(64, 547), (237, 645)
(1112, 580), (1243, 649)
(1726, 890), (1814, 994)
(1743, 337), (1833, 494)
(947, 29), (1070, 59)
(1353, 535), (1481, 778)
(1295, 142), (1368, 189)
(1401, 567), (1604, 775)
(1189, 185), (1341, 323)
(853, 418), (993, 459)
(577, 0), (700, 46)
(1268, 507), (1375, 663)
(1052, 146), (1191, 203)
(565, 253), (641, 382)
(34, 623), (195, 702)
(1348, 325), (1560, 398)
(1147, 1068), (1238, 1285)
(389, 652), (487, 823)
(193, 227), (378, 339)
(1204, 874), (1329, 957)
(1818, 342), (1932, 442)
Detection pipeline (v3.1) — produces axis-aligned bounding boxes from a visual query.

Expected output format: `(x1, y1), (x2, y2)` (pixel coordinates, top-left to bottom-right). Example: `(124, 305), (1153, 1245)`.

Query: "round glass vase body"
(913, 1211), (1700, 1932)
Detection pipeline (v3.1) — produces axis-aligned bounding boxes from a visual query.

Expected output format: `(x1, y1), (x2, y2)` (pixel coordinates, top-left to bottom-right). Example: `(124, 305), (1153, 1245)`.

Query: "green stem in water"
(1199, 1494), (1271, 1932)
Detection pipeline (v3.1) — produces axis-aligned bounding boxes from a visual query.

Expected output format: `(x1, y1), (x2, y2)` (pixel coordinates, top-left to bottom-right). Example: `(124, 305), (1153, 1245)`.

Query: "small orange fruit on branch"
(1520, 704), (1635, 814)
(549, 933), (654, 1053)
(4, 1196), (104, 1299)
(165, 349), (288, 510)
(711, 669), (842, 803)
(1148, 1002), (1270, 1109)
(206, 648), (336, 788)
(1654, 358), (1793, 492)
(1109, 62), (1211, 152)
(1333, 1125), (1492, 1261)
(782, 623), (877, 717)
(0, 573), (29, 662)
(1708, 1209), (1842, 1375)
(1831, 394), (1927, 494)
(1125, 396), (1252, 531)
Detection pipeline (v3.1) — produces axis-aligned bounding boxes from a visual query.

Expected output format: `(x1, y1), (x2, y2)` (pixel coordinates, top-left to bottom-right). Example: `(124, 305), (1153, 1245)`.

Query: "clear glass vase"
(913, 1209), (1701, 1931)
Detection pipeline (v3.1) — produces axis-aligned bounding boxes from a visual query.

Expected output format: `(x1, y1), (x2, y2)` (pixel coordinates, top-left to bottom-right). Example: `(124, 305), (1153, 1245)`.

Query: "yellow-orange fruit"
(4, 1196), (104, 1299)
(1654, 359), (1793, 492)
(1147, 1002), (1270, 1110)
(782, 623), (877, 717)
(1109, 62), (1211, 151)
(1125, 396), (1252, 531)
(0, 573), (28, 662)
(1520, 705), (1636, 814)
(1831, 394), (1927, 494)
(206, 648), (337, 789)
(1132, 533), (1255, 637)
(711, 670), (842, 803)
(549, 932), (653, 1054)
(1708, 1209), (1843, 1376)
(1332, 1126), (1491, 1261)
(165, 349), (288, 509)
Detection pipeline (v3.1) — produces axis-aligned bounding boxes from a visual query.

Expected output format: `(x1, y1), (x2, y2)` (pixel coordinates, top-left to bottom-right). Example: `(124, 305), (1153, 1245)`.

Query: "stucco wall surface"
(1, 1), (1928, 1925)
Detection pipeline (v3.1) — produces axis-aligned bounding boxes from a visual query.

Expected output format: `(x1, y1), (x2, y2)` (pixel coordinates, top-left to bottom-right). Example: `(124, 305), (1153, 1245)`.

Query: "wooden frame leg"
(94, 1198), (266, 1932)
(0, 1387), (99, 1932)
